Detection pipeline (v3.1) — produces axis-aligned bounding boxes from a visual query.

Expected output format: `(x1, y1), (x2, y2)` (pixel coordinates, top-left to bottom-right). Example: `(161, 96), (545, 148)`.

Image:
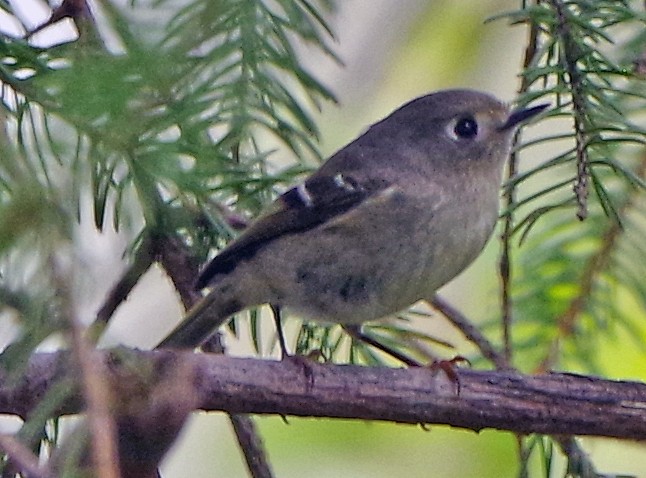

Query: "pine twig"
(538, 151), (646, 372)
(549, 0), (591, 220)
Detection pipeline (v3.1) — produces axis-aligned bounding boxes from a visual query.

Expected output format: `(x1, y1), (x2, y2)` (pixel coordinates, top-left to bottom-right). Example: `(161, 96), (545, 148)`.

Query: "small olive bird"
(158, 89), (547, 351)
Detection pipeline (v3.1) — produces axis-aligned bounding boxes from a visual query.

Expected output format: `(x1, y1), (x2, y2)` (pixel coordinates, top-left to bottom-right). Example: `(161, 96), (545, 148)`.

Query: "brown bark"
(1, 350), (644, 441)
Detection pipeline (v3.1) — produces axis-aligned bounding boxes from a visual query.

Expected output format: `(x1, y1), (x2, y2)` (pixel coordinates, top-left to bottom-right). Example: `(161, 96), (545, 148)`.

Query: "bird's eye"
(453, 116), (478, 139)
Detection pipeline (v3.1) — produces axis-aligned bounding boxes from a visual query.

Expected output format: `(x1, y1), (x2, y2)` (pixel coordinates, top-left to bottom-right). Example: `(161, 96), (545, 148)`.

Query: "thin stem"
(93, 234), (155, 328)
(0, 434), (53, 478)
(343, 325), (421, 367)
(556, 436), (601, 477)
(70, 338), (120, 478)
(429, 296), (508, 370)
(53, 258), (120, 478)
(499, 2), (541, 366)
(229, 415), (275, 478)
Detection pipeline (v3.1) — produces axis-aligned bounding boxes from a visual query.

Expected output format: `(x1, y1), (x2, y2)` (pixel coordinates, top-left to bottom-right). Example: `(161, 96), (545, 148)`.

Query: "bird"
(157, 89), (547, 351)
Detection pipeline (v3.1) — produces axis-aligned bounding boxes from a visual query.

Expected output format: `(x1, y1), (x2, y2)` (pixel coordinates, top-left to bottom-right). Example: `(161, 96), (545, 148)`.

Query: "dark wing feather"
(195, 174), (389, 289)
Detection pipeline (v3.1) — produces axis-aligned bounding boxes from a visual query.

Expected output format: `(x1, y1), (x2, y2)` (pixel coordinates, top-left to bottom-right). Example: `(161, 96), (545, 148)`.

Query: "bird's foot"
(428, 355), (471, 396)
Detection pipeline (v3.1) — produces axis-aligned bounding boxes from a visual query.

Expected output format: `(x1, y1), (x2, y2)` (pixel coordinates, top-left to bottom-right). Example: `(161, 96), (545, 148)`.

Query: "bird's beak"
(498, 103), (549, 131)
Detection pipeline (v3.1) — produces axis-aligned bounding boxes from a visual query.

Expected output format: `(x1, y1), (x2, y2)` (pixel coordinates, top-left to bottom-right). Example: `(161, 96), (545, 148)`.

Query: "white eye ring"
(446, 115), (479, 141)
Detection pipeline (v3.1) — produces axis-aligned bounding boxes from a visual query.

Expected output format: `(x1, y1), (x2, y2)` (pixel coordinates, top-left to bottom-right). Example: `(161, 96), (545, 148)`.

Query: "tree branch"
(2, 351), (645, 441)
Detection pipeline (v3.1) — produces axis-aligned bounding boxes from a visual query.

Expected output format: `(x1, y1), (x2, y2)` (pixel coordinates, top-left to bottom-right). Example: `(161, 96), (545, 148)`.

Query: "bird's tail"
(156, 288), (245, 349)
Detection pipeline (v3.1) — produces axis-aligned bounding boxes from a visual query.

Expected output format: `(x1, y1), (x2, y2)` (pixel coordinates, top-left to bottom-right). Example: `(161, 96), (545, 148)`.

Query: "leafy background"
(0, 0), (645, 477)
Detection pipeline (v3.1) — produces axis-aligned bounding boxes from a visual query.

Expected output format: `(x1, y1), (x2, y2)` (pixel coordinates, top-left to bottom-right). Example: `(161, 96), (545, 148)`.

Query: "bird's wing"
(195, 173), (393, 289)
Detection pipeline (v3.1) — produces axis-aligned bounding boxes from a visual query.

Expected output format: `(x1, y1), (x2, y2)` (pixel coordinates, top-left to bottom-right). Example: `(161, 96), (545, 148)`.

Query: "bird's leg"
(269, 304), (290, 359)
(344, 325), (468, 395)
(342, 325), (421, 367)
(270, 304), (316, 390)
